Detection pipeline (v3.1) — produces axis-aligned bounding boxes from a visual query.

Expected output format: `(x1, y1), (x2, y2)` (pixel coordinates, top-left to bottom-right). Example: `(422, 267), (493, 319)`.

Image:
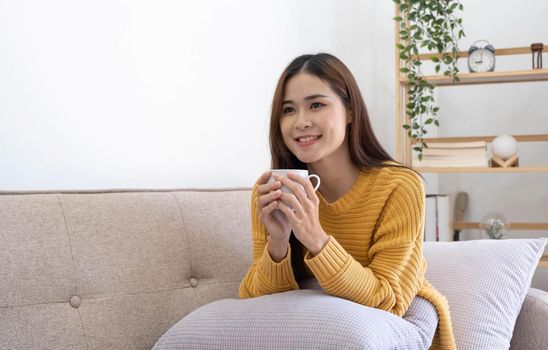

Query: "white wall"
(0, 0), (396, 190)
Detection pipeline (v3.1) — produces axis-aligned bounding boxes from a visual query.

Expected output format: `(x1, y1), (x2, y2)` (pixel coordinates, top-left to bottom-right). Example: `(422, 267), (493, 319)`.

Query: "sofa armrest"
(510, 288), (548, 350)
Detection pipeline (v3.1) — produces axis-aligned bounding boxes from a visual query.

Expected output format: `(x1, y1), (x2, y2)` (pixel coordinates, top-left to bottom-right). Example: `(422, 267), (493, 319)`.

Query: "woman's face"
(280, 72), (351, 166)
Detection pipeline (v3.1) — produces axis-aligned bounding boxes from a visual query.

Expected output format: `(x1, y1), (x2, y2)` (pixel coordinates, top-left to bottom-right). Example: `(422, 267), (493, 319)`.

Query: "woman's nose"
(294, 111), (312, 129)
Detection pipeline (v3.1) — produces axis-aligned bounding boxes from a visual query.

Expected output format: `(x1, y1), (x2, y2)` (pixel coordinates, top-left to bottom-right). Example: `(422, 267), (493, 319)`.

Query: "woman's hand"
(273, 173), (329, 256)
(255, 171), (292, 261)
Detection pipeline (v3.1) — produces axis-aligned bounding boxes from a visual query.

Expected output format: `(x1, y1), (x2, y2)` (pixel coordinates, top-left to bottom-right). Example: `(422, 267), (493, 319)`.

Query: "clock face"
(468, 48), (495, 72)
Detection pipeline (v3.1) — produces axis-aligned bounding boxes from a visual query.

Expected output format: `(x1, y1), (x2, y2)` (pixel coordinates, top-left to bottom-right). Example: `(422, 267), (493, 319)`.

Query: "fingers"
(257, 171), (281, 196)
(258, 188), (282, 207)
(276, 199), (297, 221)
(258, 198), (280, 221)
(278, 192), (302, 216)
(256, 170), (271, 185)
(255, 171), (283, 210)
(288, 173), (319, 205)
(273, 173), (308, 206)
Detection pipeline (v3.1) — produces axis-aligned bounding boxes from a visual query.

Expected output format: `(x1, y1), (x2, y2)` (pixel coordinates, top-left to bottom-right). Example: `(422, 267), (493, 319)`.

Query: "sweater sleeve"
(239, 184), (300, 298)
(304, 171), (426, 316)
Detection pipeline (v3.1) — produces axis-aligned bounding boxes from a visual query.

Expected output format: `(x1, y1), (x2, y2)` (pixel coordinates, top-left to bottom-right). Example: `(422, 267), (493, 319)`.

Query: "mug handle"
(307, 174), (321, 191)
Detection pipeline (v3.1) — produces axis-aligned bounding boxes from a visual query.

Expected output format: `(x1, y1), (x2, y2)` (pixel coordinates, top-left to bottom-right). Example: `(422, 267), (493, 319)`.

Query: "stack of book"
(413, 141), (489, 168)
(424, 194), (452, 241)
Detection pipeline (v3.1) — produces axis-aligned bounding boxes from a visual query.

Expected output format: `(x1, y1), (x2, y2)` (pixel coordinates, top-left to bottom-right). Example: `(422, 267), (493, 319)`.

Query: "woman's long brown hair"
(268, 53), (419, 281)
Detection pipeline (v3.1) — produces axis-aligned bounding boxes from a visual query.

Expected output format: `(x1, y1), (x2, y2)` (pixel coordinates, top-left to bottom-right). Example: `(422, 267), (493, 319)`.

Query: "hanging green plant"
(393, 0), (465, 160)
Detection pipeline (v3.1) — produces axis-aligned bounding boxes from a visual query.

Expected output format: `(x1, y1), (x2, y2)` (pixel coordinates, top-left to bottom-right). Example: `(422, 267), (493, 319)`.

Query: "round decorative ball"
(480, 212), (508, 239)
(491, 135), (518, 160)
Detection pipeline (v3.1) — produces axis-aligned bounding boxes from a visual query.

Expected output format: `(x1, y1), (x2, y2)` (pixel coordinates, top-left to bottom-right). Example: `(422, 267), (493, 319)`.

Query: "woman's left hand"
(273, 173), (330, 256)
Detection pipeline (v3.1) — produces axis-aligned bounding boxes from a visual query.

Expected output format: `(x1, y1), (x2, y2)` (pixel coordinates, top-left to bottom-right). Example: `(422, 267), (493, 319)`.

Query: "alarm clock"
(468, 40), (496, 73)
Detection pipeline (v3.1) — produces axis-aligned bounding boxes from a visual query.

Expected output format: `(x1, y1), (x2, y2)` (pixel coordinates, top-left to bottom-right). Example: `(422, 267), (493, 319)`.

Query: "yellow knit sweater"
(239, 165), (456, 350)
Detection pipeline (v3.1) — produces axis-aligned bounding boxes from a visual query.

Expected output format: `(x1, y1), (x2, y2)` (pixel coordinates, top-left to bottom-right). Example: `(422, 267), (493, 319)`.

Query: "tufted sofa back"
(0, 188), (252, 349)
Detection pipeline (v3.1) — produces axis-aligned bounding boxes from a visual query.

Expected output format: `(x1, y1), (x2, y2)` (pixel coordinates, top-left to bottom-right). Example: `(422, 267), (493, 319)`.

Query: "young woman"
(239, 53), (455, 349)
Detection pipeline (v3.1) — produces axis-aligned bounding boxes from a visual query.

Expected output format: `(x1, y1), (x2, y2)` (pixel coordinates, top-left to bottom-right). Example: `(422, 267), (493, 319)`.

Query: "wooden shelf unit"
(395, 5), (548, 267)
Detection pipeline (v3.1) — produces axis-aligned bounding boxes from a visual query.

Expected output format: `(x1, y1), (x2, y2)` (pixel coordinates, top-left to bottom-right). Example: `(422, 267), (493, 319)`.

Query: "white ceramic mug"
(267, 169), (321, 194)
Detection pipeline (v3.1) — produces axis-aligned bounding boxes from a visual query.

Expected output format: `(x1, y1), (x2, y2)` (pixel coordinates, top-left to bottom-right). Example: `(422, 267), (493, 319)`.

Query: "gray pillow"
(423, 238), (547, 350)
(152, 289), (438, 350)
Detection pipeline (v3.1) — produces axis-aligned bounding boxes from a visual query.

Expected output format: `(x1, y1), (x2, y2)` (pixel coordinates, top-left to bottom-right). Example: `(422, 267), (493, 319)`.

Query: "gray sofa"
(1, 188), (547, 350)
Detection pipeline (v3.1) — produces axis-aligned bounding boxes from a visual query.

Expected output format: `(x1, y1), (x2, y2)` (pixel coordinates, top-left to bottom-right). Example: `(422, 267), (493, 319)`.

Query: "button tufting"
(70, 295), (81, 308)
(189, 277), (198, 288)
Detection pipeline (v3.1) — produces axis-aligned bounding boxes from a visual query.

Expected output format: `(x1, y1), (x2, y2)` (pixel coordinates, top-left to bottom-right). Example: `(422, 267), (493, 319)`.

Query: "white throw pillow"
(152, 289), (438, 350)
(423, 238), (547, 350)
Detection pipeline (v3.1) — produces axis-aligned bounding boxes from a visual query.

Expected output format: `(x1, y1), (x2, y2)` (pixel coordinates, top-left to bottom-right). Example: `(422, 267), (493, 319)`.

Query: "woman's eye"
(310, 102), (324, 109)
(283, 106), (295, 114)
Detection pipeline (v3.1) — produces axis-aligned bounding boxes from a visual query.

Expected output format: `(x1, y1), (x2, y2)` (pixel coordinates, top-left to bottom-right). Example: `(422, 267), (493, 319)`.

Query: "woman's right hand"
(255, 171), (292, 261)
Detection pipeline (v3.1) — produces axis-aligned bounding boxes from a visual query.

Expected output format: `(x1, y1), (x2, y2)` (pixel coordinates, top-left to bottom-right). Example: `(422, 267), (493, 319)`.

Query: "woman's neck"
(308, 160), (361, 203)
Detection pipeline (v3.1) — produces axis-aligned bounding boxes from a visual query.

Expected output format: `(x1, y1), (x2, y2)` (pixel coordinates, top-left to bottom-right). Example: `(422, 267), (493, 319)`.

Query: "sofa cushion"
(152, 289), (438, 350)
(423, 238), (547, 350)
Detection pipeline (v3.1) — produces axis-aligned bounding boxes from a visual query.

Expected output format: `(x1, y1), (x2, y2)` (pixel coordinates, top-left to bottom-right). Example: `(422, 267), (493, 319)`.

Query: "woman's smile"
(296, 135), (322, 147)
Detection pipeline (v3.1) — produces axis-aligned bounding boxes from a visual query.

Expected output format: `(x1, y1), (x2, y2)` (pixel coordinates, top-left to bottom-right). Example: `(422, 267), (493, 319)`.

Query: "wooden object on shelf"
(491, 154), (519, 168)
(452, 192), (468, 241)
(531, 42), (544, 69)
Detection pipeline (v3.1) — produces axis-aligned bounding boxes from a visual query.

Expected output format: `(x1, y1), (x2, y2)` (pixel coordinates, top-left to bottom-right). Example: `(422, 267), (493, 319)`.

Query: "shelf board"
(400, 69), (548, 86)
(540, 256), (548, 268)
(416, 45), (548, 61)
(413, 166), (548, 173)
(411, 134), (548, 144)
(452, 222), (548, 230)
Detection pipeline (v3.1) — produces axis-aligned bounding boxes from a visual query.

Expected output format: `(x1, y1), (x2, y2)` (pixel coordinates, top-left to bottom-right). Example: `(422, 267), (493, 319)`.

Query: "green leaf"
(396, 0), (462, 142)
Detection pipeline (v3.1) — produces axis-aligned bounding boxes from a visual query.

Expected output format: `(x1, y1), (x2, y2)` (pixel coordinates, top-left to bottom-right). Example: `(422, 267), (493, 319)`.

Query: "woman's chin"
(294, 153), (321, 165)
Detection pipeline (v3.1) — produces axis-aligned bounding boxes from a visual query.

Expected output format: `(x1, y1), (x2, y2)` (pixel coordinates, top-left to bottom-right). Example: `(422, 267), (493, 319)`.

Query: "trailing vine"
(393, 0), (465, 160)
